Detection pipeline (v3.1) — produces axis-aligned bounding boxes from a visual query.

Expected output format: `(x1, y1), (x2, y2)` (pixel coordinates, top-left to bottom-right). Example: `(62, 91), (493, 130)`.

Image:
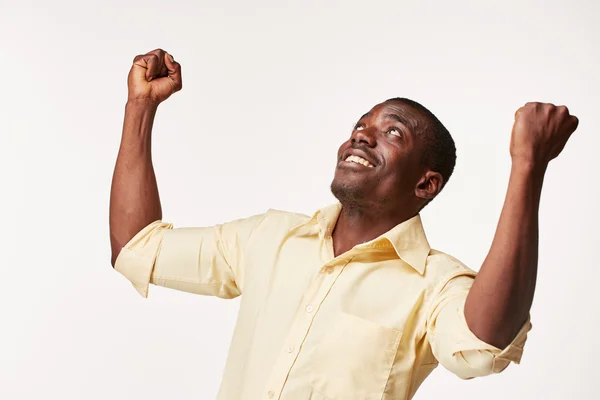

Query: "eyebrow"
(354, 111), (414, 136)
(384, 113), (408, 125)
(355, 112), (371, 125)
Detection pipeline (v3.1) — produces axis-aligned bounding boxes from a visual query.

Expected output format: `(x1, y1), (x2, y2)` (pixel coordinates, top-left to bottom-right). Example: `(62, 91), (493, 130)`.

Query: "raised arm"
(109, 48), (182, 266)
(464, 102), (579, 348)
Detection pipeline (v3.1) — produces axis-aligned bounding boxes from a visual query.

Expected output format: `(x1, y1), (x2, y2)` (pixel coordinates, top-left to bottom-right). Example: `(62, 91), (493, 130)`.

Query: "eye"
(387, 127), (402, 138)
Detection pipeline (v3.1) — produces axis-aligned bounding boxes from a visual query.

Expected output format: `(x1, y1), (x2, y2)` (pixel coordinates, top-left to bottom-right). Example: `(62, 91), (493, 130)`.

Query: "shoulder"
(265, 208), (312, 224)
(425, 249), (477, 285)
(221, 208), (309, 228)
(422, 250), (482, 304)
(263, 208), (312, 228)
(218, 208), (310, 244)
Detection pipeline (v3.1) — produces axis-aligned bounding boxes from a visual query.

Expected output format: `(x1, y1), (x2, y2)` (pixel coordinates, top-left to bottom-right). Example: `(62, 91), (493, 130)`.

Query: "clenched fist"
(127, 48), (182, 105)
(510, 102), (579, 166)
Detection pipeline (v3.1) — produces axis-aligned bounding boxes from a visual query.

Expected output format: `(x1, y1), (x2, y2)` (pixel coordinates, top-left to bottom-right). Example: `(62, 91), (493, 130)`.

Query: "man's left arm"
(464, 102), (579, 349)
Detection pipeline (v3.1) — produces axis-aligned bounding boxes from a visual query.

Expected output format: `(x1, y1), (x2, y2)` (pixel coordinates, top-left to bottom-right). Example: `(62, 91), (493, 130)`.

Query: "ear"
(415, 170), (444, 201)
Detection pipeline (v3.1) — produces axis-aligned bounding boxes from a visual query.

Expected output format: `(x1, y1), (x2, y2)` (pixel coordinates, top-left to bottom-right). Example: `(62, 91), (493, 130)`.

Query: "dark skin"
(330, 99), (578, 349)
(330, 101), (442, 256)
(110, 49), (579, 350)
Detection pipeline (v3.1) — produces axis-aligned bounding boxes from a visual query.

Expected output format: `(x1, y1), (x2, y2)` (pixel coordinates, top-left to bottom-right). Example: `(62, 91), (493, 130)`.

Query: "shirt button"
(267, 390), (274, 398)
(287, 345), (295, 353)
(305, 305), (314, 313)
(325, 267), (334, 274)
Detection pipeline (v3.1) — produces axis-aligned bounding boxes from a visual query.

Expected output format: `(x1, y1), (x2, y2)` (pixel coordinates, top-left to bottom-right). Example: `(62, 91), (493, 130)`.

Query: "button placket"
(263, 257), (353, 399)
(262, 278), (324, 398)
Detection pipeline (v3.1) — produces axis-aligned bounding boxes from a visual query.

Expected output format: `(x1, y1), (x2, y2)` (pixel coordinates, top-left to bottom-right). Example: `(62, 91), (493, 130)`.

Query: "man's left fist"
(510, 102), (579, 166)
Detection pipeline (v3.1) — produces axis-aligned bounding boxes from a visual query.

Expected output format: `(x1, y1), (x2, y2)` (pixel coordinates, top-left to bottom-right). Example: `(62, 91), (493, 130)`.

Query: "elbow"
(110, 230), (125, 269)
(466, 322), (514, 350)
(110, 244), (124, 269)
(440, 350), (498, 380)
(464, 302), (525, 349)
(465, 314), (527, 350)
(110, 240), (122, 269)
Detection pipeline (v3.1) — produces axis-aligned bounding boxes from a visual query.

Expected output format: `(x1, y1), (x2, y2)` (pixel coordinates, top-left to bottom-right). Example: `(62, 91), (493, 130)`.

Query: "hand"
(510, 102), (579, 167)
(127, 48), (182, 105)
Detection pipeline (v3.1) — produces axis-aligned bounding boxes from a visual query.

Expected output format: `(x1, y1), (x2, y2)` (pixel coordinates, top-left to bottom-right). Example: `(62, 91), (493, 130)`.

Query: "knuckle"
(542, 104), (553, 113)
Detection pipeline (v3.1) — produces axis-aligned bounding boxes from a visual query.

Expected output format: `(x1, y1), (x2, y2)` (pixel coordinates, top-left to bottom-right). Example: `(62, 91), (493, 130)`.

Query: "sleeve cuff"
(435, 296), (533, 378)
(114, 221), (173, 298)
(491, 316), (532, 372)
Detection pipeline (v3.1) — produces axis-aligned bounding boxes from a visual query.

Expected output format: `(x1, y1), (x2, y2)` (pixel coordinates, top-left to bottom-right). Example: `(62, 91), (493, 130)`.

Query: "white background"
(1, 0), (598, 399)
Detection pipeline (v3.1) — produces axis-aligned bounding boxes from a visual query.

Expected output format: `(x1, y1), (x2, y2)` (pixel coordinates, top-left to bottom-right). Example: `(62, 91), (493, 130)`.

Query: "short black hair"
(386, 97), (456, 199)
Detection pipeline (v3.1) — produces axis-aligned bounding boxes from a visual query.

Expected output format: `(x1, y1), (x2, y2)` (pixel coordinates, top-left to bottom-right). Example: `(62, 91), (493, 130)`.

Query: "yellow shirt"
(115, 203), (531, 400)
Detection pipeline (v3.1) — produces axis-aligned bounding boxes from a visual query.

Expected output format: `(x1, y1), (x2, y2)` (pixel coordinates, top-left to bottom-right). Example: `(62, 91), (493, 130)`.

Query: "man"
(110, 49), (579, 400)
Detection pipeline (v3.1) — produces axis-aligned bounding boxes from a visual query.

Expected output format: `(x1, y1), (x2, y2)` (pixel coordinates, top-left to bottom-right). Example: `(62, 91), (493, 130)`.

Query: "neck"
(331, 202), (417, 257)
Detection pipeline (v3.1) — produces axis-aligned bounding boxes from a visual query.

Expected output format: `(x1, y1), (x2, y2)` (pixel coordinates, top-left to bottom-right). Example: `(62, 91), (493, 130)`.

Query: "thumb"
(164, 53), (183, 91)
(570, 115), (579, 133)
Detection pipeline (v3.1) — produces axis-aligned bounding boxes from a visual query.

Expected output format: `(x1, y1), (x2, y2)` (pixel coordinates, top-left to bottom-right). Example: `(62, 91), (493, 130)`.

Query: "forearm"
(464, 160), (546, 348)
(109, 100), (162, 266)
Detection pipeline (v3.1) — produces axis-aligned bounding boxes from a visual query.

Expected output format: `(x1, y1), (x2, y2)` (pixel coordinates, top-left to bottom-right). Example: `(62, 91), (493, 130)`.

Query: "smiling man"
(110, 49), (579, 400)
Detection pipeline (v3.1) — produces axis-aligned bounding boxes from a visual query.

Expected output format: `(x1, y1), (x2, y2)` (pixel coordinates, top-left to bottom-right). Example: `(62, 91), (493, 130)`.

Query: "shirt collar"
(303, 203), (431, 275)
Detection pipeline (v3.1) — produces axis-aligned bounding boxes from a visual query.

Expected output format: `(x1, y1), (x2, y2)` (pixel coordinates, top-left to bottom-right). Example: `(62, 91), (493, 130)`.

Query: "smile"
(344, 155), (374, 168)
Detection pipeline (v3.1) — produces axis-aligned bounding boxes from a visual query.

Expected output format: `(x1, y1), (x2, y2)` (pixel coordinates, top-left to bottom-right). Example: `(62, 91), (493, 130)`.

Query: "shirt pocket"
(309, 311), (402, 400)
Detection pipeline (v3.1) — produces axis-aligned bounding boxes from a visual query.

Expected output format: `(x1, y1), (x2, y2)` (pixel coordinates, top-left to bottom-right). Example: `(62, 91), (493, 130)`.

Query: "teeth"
(345, 155), (373, 167)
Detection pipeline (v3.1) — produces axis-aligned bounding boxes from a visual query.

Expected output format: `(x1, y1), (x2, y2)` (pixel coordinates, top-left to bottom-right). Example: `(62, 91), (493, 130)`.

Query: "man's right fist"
(127, 48), (182, 105)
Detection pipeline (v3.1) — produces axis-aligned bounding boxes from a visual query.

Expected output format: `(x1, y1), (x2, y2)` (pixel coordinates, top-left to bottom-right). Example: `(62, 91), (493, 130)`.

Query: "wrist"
(511, 157), (547, 179)
(121, 99), (159, 146)
(126, 98), (160, 111)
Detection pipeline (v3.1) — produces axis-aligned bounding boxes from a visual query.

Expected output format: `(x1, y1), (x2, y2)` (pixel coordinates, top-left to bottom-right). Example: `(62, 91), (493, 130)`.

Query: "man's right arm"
(108, 49), (257, 300)
(109, 48), (182, 266)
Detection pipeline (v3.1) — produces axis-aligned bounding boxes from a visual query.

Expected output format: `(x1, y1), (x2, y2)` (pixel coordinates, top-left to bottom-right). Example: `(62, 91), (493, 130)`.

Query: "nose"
(351, 127), (376, 147)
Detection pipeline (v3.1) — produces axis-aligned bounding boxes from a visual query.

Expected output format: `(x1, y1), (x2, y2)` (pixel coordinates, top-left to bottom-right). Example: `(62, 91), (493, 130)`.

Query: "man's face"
(331, 100), (428, 208)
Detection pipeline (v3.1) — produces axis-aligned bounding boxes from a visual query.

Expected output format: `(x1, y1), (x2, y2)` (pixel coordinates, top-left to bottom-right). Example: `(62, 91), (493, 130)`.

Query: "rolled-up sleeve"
(426, 273), (532, 379)
(114, 213), (266, 299)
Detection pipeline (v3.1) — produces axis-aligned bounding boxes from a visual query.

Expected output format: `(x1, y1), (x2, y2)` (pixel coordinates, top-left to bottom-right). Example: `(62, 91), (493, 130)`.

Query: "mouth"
(342, 154), (375, 168)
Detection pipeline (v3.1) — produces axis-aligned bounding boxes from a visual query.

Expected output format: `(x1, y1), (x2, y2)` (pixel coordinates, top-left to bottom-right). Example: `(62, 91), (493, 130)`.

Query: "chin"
(330, 178), (368, 206)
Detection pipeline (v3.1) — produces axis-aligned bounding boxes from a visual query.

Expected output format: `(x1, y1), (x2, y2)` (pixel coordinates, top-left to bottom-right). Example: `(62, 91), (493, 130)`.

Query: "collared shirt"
(115, 203), (531, 400)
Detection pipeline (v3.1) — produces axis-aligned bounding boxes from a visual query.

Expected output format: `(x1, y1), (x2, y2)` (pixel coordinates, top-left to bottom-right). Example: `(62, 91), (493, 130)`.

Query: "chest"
(241, 235), (431, 339)
(237, 236), (435, 400)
